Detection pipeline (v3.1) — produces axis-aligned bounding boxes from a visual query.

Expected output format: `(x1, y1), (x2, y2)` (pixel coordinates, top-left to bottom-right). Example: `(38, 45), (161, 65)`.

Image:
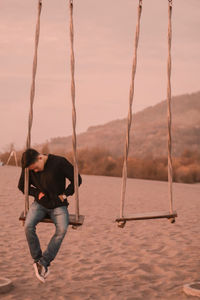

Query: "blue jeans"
(25, 201), (69, 268)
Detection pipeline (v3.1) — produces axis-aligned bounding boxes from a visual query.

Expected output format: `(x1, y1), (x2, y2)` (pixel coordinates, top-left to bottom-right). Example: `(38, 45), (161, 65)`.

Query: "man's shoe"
(42, 266), (50, 279)
(33, 262), (45, 283)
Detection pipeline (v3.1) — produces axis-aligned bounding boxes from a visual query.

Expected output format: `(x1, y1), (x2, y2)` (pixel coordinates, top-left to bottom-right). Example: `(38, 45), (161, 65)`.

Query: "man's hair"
(21, 148), (39, 169)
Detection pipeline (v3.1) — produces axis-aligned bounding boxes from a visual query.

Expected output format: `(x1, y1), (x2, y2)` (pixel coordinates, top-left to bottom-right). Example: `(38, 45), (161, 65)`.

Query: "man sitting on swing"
(18, 148), (82, 283)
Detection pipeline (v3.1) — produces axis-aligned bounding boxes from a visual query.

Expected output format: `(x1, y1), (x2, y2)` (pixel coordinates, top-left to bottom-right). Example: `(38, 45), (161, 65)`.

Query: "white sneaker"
(42, 266), (50, 279)
(33, 262), (45, 283)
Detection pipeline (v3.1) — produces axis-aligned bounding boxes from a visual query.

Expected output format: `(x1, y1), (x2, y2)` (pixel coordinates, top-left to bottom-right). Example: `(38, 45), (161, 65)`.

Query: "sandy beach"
(0, 165), (200, 300)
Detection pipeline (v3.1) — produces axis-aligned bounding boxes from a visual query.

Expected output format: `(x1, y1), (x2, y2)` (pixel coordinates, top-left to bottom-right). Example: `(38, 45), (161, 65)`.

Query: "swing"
(19, 0), (84, 227)
(6, 150), (18, 167)
(19, 211), (84, 227)
(115, 0), (177, 228)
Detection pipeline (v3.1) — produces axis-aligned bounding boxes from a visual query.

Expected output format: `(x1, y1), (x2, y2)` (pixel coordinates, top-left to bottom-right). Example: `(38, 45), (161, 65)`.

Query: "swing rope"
(24, 0), (42, 216)
(119, 0), (175, 222)
(120, 0), (143, 219)
(24, 0), (80, 222)
(167, 0), (173, 214)
(69, 0), (80, 221)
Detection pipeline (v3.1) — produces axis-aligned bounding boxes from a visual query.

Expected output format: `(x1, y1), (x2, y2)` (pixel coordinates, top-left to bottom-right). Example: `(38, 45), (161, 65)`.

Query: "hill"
(49, 91), (200, 158)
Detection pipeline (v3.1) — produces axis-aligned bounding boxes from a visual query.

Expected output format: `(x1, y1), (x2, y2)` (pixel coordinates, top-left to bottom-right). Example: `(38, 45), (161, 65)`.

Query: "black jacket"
(18, 154), (82, 209)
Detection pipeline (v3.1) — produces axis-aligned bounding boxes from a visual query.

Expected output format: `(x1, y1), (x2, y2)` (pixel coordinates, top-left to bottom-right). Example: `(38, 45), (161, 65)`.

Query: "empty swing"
(115, 0), (177, 228)
(19, 0), (84, 227)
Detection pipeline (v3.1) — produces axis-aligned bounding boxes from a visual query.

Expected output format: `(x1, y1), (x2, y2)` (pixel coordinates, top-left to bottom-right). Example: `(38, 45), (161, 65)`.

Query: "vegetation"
(1, 147), (200, 184)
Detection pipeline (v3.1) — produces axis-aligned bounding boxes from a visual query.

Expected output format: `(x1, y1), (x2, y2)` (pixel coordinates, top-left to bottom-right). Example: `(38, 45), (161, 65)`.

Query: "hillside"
(48, 91), (200, 158)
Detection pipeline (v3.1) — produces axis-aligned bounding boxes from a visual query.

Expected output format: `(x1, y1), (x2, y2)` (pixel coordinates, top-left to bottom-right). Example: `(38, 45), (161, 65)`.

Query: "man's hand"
(58, 195), (64, 202)
(38, 192), (45, 200)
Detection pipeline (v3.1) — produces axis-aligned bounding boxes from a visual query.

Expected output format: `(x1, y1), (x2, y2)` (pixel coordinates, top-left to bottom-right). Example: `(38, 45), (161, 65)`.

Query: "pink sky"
(0, 0), (199, 152)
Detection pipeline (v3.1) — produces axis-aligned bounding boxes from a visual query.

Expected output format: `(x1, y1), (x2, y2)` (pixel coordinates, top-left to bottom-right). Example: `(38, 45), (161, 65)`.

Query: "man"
(18, 148), (82, 283)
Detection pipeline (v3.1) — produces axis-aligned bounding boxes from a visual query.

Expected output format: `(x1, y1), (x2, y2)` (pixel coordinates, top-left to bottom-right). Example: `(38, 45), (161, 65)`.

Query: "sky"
(0, 0), (199, 152)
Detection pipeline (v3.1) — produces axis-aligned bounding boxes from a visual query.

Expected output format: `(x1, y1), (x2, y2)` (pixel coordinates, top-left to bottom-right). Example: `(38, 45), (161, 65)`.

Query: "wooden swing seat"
(116, 210), (177, 223)
(19, 211), (84, 226)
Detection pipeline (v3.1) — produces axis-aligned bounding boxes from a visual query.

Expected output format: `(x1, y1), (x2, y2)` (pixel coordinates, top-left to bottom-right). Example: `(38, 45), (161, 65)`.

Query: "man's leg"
(40, 206), (69, 268)
(25, 201), (47, 263)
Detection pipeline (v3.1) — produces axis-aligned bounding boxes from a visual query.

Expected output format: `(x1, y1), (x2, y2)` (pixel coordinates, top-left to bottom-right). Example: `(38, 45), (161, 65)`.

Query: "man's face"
(28, 156), (44, 172)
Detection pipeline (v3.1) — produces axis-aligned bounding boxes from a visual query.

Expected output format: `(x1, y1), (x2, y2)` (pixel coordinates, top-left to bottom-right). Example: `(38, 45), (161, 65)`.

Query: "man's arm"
(18, 168), (40, 198)
(60, 157), (82, 197)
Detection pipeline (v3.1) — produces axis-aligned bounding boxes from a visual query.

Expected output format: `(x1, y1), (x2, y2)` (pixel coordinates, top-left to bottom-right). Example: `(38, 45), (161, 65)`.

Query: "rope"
(24, 0), (42, 216)
(119, 0), (143, 219)
(69, 0), (80, 221)
(167, 0), (173, 213)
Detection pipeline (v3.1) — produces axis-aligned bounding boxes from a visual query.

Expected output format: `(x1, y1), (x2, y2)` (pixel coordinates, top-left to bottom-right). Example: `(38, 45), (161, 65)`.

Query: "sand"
(0, 165), (200, 300)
